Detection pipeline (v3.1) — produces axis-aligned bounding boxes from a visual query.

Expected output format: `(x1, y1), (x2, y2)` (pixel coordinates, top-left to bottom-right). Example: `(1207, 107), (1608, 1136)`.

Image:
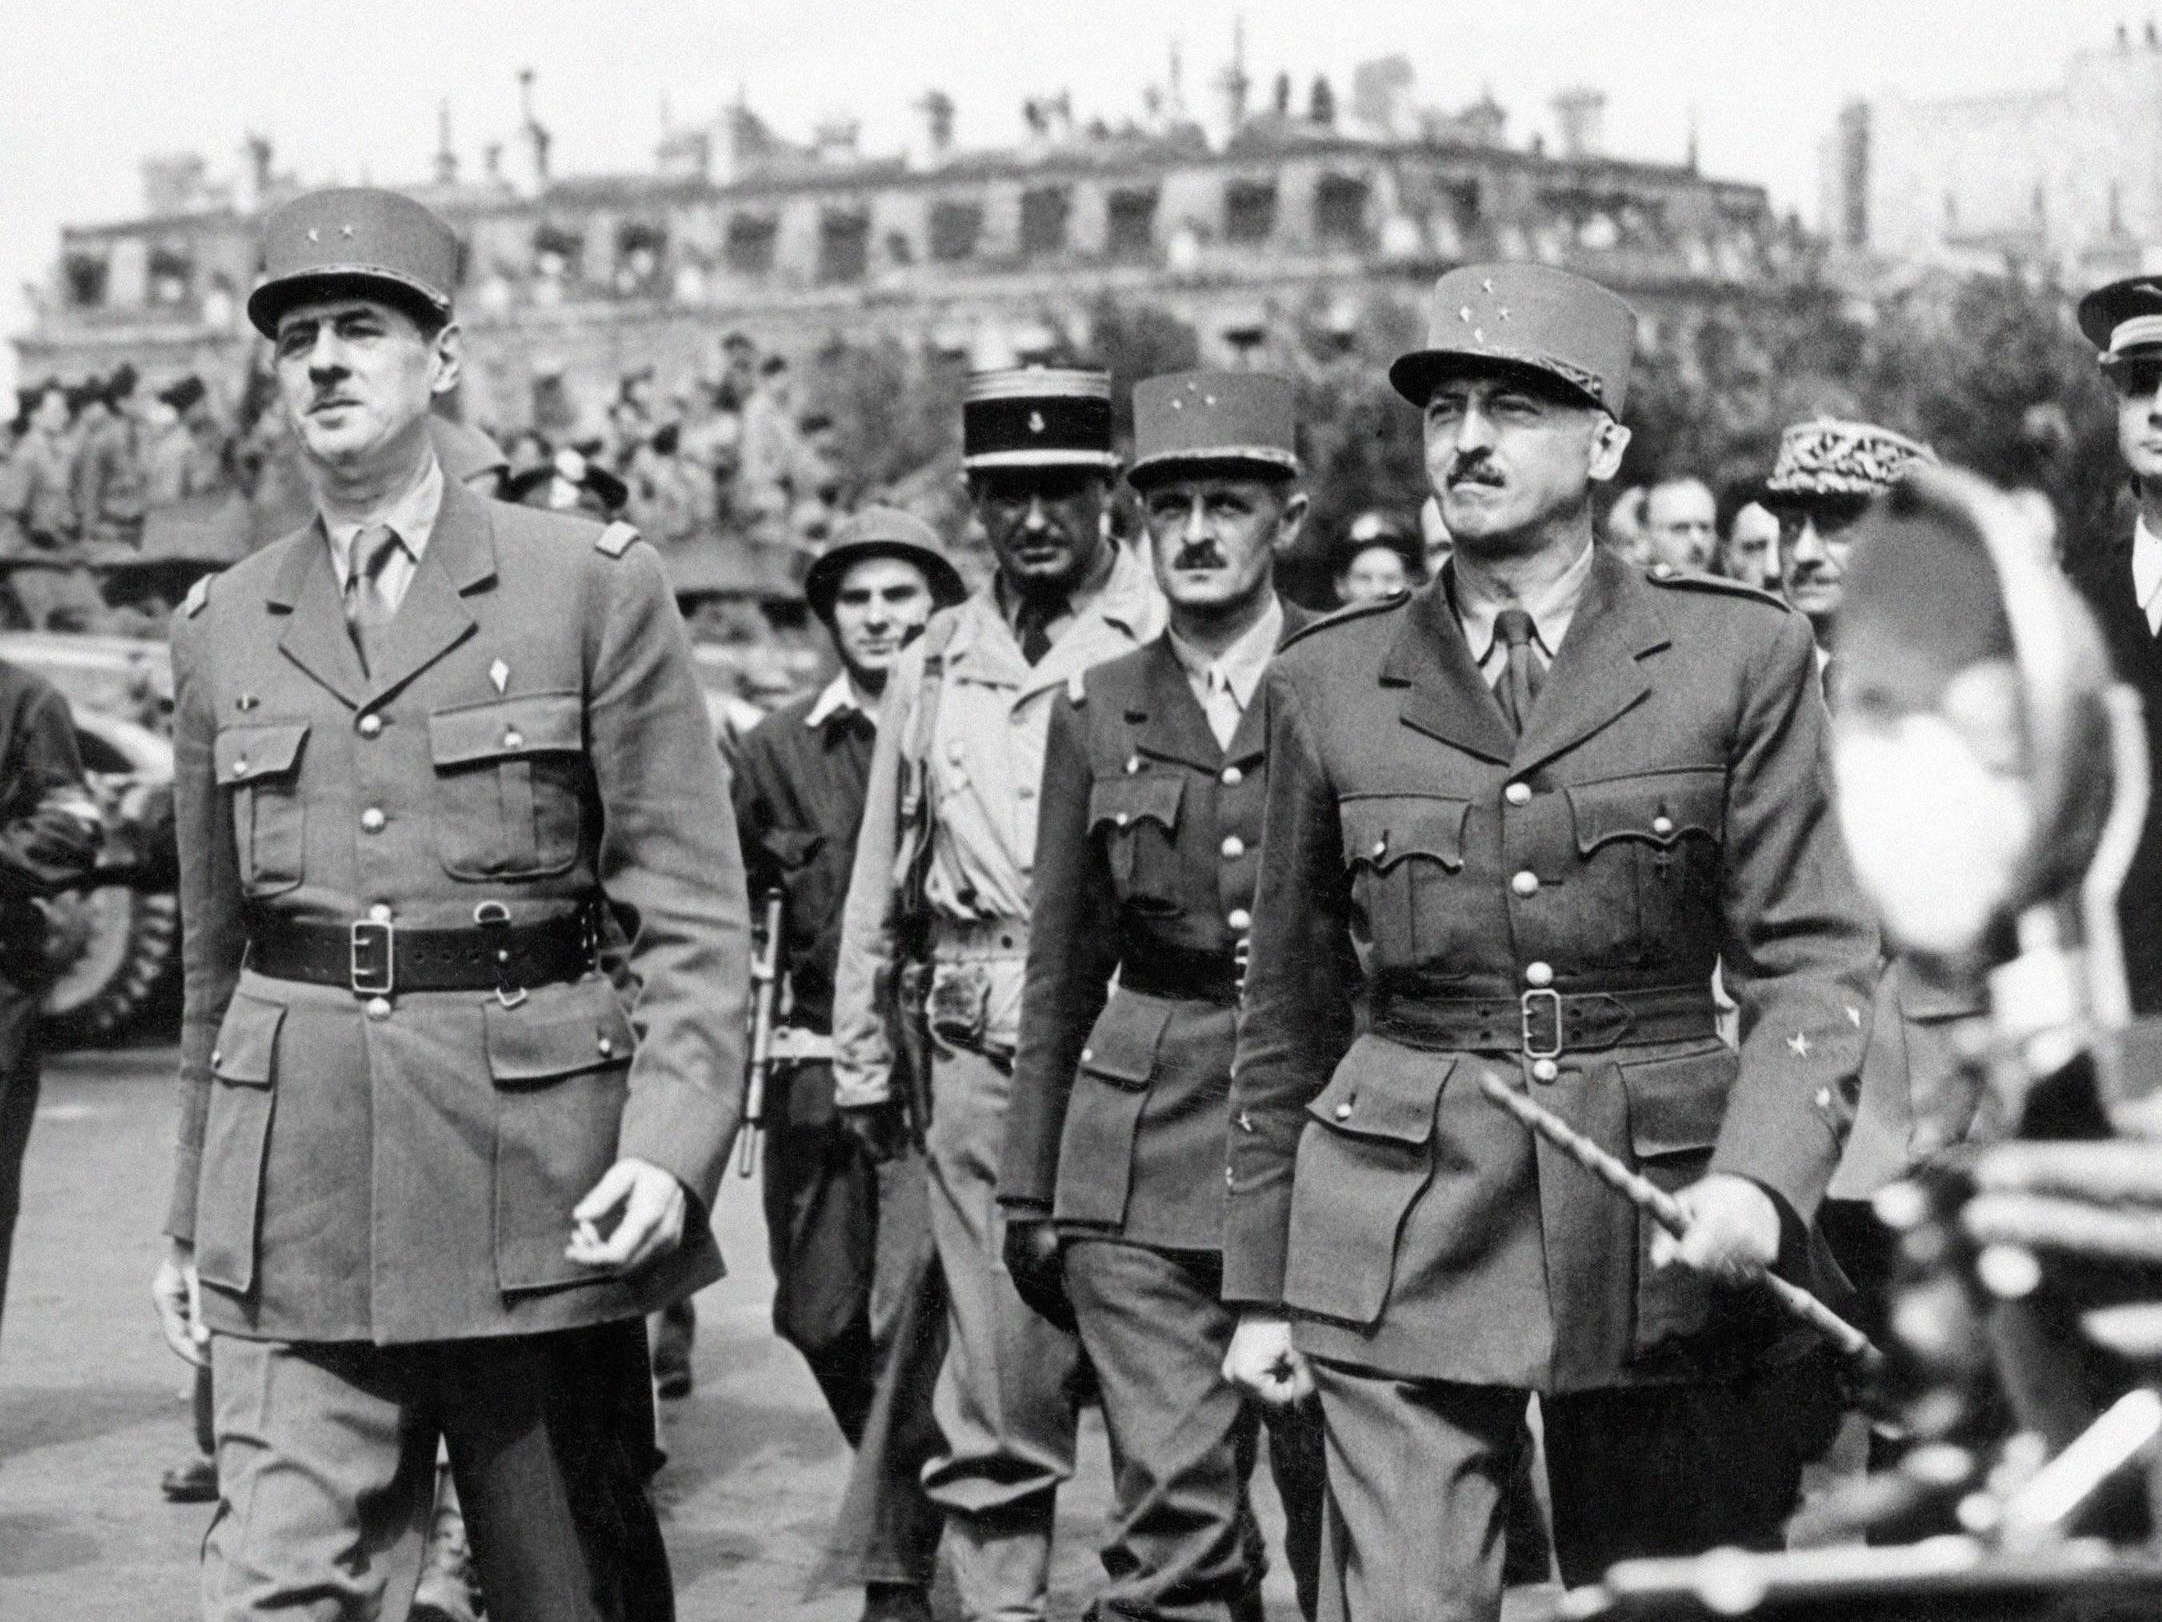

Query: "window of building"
(532, 222), (584, 281)
(1106, 189), (1158, 261)
(1225, 181), (1278, 245)
(1314, 174), (1371, 249)
(819, 210), (871, 284)
(726, 214), (779, 276)
(930, 200), (983, 263)
(616, 221), (667, 294)
(1019, 186), (1071, 258)
(147, 246), (194, 307)
(62, 251), (107, 309)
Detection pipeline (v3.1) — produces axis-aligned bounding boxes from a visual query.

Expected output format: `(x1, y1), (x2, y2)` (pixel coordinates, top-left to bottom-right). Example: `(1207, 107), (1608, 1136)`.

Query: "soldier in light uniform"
(148, 187), (747, 1622)
(1221, 265), (1879, 1622)
(832, 368), (1166, 1622)
(998, 370), (1325, 1621)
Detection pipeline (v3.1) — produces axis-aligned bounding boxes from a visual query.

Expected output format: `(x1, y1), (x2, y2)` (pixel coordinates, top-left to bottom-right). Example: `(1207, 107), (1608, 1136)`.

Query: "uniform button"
(1225, 1167), (1236, 1189)
(1018, 781), (1035, 799)
(1505, 781), (1532, 806)
(597, 1035), (616, 1057)
(1114, 812), (1130, 827)
(1531, 1058), (1559, 1084)
(1524, 961), (1553, 988)
(360, 808), (386, 833)
(230, 758), (249, 777)
(1221, 836), (1245, 860)
(1221, 765), (1243, 786)
(1511, 870), (1539, 897)
(1333, 1101), (1353, 1120)
(1125, 756), (1141, 775)
(365, 996), (392, 1020)
(1227, 907), (1252, 931)
(210, 1048), (222, 1067)
(1652, 814), (1675, 836)
(368, 903), (392, 923)
(357, 713), (383, 738)
(1372, 838), (1388, 858)
(502, 729), (524, 749)
(1080, 1047), (1093, 1064)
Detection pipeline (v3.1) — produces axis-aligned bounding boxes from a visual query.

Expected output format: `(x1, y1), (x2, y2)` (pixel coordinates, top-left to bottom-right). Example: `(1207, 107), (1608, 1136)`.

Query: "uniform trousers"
(0, 980), (40, 1340)
(1065, 1240), (1324, 1622)
(204, 1319), (670, 1622)
(761, 1059), (944, 1586)
(924, 1042), (1084, 1621)
(1308, 1351), (1840, 1622)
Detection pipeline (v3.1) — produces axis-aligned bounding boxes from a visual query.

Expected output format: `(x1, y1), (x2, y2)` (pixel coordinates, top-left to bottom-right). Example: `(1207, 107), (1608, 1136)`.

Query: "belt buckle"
(349, 920), (394, 997)
(1520, 988), (1563, 1060)
(474, 901), (525, 1008)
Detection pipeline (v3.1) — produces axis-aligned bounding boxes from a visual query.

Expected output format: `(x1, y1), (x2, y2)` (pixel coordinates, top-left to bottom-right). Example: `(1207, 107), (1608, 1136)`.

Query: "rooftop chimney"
(914, 89), (956, 166)
(434, 100), (459, 187)
(1217, 16), (1250, 133)
(517, 69), (551, 193)
(1552, 86), (1606, 159)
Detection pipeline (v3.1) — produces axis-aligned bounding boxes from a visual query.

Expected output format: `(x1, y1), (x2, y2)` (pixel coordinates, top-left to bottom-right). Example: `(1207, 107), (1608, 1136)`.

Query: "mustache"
(1172, 540), (1227, 569)
(1446, 456), (1502, 486)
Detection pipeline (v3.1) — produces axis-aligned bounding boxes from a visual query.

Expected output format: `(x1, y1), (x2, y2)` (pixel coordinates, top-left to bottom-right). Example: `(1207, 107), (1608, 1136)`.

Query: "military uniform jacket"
(1224, 549), (1879, 1392)
(831, 544), (1164, 1107)
(999, 603), (1311, 1250)
(164, 474), (749, 1345)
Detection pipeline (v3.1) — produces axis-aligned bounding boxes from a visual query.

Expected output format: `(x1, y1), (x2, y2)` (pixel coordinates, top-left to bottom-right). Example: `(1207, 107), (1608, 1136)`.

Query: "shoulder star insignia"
(306, 226), (321, 243)
(1788, 1031), (1812, 1058)
(340, 223), (355, 238)
(1481, 277), (1494, 293)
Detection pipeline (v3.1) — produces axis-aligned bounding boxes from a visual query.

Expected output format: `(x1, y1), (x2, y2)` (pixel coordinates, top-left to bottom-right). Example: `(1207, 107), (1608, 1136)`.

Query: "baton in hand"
(1478, 1070), (1882, 1369)
(738, 889), (785, 1178)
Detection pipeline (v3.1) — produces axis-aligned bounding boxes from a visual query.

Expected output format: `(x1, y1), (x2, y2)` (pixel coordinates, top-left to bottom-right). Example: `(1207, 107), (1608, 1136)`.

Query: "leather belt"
(244, 904), (598, 999)
(1369, 981), (1718, 1058)
(1120, 942), (1243, 1006)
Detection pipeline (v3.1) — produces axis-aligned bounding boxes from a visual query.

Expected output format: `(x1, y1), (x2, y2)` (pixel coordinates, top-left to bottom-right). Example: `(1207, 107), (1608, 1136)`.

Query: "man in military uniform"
(832, 367), (1166, 1622)
(999, 370), (1324, 1621)
(1222, 264), (1878, 1622)
(147, 187), (747, 1622)
(74, 363), (151, 554)
(732, 507), (966, 1622)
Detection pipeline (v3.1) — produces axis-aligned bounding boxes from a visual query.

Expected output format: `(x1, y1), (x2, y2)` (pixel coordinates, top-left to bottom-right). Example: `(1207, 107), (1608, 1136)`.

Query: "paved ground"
(0, 1047), (1338, 1621)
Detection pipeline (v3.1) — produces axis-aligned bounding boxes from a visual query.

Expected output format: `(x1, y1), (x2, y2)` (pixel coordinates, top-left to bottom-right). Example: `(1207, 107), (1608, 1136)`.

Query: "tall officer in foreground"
(732, 508), (966, 1622)
(832, 368), (1165, 1622)
(1221, 264), (1878, 1622)
(999, 371), (1325, 1621)
(148, 188), (748, 1621)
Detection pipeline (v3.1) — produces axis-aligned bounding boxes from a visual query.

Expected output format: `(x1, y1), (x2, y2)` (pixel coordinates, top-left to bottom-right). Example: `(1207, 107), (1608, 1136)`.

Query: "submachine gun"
(1569, 468), (2162, 1619)
(737, 888), (786, 1177)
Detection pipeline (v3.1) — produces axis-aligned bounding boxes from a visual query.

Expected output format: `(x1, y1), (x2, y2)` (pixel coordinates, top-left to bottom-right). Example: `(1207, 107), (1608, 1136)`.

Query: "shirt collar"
(1166, 595), (1283, 711)
(1448, 536), (1597, 664)
(803, 671), (877, 731)
(323, 452), (445, 585)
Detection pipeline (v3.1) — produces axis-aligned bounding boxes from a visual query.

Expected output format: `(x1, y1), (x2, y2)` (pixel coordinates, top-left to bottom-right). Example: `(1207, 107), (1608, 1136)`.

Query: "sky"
(0, 0), (2147, 383)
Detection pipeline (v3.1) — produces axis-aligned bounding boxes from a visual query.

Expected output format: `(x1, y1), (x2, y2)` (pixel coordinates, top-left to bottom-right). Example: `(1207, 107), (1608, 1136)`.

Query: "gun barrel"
(738, 889), (786, 1177)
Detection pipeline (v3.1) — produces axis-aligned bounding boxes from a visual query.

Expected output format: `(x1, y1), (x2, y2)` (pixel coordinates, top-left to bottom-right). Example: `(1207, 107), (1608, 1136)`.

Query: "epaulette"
(595, 521), (641, 558)
(1278, 589), (1409, 652)
(1066, 669), (1087, 704)
(181, 575), (212, 617)
(1642, 563), (1787, 610)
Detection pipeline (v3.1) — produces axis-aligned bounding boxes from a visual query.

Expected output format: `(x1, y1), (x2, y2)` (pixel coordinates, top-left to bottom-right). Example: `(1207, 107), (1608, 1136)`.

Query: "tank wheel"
(39, 882), (181, 1044)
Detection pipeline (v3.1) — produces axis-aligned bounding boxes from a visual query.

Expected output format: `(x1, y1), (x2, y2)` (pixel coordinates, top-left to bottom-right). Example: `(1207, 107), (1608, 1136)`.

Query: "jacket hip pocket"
(193, 991), (286, 1295)
(486, 983), (637, 1292)
(1618, 1039), (1739, 1358)
(1282, 1036), (1451, 1328)
(1054, 994), (1173, 1229)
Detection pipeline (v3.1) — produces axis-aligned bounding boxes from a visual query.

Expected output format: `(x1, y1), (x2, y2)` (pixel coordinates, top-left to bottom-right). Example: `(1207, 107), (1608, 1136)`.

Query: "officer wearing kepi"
(1222, 264), (1878, 1622)
(832, 366), (1165, 1622)
(148, 187), (748, 1622)
(999, 369), (1325, 1621)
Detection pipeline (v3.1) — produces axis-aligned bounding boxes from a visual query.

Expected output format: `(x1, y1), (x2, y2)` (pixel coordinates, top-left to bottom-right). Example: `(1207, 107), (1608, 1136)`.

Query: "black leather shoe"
(860, 1581), (935, 1622)
(160, 1455), (218, 1504)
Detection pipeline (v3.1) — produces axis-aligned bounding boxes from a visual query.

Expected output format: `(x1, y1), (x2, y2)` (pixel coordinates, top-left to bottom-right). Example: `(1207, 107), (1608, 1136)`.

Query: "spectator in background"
(502, 427), (553, 485)
(10, 383), (79, 550)
(144, 377), (230, 507)
(1641, 475), (1717, 573)
(74, 365), (152, 552)
(1715, 484), (1781, 590)
(1333, 510), (1425, 603)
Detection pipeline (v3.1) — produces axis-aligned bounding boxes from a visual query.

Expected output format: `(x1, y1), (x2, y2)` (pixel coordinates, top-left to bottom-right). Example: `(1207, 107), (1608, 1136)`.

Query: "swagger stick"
(1478, 1071), (1882, 1369)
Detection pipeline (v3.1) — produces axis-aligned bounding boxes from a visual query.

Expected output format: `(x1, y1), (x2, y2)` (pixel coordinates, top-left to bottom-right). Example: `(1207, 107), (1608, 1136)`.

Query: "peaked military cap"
(803, 504), (967, 620)
(247, 187), (461, 338)
(1128, 370), (1299, 487)
(2079, 274), (2162, 365)
(1765, 419), (1934, 500)
(962, 367), (1116, 470)
(1390, 262), (1637, 416)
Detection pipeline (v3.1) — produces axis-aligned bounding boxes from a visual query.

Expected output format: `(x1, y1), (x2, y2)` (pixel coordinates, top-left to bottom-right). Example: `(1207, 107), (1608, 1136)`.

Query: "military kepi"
(247, 187), (461, 338)
(2078, 274), (2162, 365)
(962, 367), (1116, 470)
(1390, 262), (1636, 416)
(1127, 370), (1298, 487)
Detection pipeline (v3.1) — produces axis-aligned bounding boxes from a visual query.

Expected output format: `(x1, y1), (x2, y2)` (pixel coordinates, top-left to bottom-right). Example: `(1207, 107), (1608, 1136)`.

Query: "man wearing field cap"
(1221, 264), (1876, 1620)
(2068, 275), (2162, 1014)
(999, 370), (1324, 1620)
(149, 186), (748, 1621)
(833, 368), (1164, 1621)
(733, 507), (965, 1622)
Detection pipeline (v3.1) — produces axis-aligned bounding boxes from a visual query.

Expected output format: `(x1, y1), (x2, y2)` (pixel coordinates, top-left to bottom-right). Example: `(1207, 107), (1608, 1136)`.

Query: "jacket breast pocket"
(1054, 993), (1173, 1230)
(1565, 769), (1724, 965)
(216, 724), (309, 897)
(1618, 1040), (1738, 1358)
(485, 984), (637, 1292)
(193, 992), (287, 1295)
(428, 693), (586, 881)
(1341, 795), (1469, 965)
(1283, 1036), (1451, 1328)
(1089, 774), (1185, 914)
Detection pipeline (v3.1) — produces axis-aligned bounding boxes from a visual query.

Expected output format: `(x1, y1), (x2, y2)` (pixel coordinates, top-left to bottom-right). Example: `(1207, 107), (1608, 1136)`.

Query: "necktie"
(344, 523), (404, 672)
(1492, 607), (1542, 734)
(1200, 666), (1240, 750)
(1014, 595), (1065, 666)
